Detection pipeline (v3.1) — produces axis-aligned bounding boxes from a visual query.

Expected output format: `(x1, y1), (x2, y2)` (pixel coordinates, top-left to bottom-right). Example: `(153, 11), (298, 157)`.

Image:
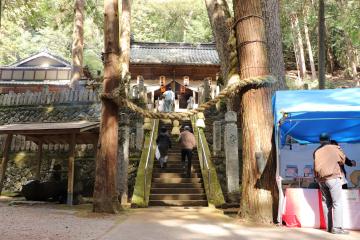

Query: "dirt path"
(0, 199), (359, 240)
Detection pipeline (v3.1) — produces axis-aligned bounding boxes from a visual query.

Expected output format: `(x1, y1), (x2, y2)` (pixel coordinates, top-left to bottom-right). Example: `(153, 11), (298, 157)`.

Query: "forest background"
(0, 0), (359, 87)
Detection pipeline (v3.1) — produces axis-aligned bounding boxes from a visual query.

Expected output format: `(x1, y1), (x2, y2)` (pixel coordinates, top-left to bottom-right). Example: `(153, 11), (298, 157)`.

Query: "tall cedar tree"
(204, 0), (232, 85)
(70, 0), (85, 89)
(303, 1), (317, 80)
(117, 0), (131, 206)
(233, 0), (277, 223)
(261, 0), (286, 89)
(318, 0), (326, 89)
(93, 0), (121, 213)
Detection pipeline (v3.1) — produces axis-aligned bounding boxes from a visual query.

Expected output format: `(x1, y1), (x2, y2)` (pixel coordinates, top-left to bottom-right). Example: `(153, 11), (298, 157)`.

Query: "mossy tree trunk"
(204, 0), (236, 110)
(117, 0), (131, 206)
(233, 0), (277, 223)
(204, 0), (232, 85)
(93, 0), (121, 213)
(70, 0), (85, 89)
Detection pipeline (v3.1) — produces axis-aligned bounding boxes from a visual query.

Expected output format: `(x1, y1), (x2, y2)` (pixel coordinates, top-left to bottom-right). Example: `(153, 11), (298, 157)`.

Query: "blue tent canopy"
(272, 88), (360, 145)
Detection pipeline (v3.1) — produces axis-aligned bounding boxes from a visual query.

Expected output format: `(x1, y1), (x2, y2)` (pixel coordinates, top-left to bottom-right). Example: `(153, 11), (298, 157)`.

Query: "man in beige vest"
(313, 133), (348, 234)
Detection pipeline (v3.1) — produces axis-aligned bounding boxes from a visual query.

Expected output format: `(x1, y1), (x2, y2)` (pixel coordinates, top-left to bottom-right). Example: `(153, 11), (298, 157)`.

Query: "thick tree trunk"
(70, 0), (85, 89)
(290, 13), (307, 79)
(233, 0), (277, 223)
(204, 0), (232, 85)
(303, 5), (317, 80)
(117, 0), (131, 207)
(318, 0), (326, 89)
(261, 0), (286, 89)
(93, 0), (121, 213)
(204, 0), (236, 110)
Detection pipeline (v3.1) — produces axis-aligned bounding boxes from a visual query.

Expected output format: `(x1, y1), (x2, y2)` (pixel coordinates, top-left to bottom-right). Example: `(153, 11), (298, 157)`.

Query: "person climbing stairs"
(149, 121), (208, 207)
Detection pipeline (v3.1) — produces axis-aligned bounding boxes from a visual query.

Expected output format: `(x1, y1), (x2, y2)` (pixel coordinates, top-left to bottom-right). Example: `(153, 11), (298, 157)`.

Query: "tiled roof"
(10, 51), (71, 67)
(130, 42), (220, 65)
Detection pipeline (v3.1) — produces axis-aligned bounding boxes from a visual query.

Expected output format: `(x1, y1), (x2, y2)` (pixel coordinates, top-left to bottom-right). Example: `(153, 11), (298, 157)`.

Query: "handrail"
(144, 119), (156, 201)
(197, 128), (211, 199)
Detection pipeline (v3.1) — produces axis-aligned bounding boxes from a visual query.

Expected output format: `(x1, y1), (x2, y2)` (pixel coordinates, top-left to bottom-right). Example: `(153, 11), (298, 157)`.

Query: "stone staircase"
(149, 121), (208, 207)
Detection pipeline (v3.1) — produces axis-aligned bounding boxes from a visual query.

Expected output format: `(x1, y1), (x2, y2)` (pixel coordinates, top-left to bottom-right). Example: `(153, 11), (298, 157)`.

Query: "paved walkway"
(100, 207), (359, 240)
(0, 199), (359, 240)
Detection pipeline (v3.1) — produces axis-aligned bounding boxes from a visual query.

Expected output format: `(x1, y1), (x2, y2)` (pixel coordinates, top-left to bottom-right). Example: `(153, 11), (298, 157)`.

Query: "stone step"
(152, 178), (203, 184)
(154, 163), (200, 168)
(149, 200), (208, 207)
(149, 193), (207, 201)
(152, 172), (201, 178)
(221, 208), (239, 217)
(151, 188), (205, 194)
(151, 183), (204, 189)
(161, 158), (199, 162)
(152, 168), (201, 174)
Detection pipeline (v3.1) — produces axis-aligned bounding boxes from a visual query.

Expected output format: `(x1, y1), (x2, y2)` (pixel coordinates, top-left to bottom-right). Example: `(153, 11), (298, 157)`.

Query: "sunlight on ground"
(183, 223), (231, 237)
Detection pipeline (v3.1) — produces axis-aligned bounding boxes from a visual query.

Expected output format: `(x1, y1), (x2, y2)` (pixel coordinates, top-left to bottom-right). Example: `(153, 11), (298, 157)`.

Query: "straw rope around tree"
(101, 75), (275, 120)
(100, 19), (276, 120)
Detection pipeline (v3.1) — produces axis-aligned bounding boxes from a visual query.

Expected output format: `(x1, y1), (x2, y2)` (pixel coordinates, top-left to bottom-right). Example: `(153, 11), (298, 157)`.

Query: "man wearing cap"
(313, 133), (348, 234)
(178, 126), (196, 177)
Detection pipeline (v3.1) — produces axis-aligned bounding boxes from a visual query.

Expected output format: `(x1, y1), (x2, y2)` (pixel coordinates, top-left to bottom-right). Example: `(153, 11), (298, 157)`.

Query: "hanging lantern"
(160, 75), (166, 86)
(183, 76), (189, 86)
(160, 86), (166, 93)
(180, 85), (186, 94)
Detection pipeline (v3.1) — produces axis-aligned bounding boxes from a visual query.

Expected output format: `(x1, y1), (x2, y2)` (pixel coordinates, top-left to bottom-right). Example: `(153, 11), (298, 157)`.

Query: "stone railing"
(0, 89), (100, 106)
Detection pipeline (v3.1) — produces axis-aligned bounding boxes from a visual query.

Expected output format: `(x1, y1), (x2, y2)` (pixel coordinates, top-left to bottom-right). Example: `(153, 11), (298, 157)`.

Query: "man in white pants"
(313, 133), (348, 234)
(163, 87), (175, 112)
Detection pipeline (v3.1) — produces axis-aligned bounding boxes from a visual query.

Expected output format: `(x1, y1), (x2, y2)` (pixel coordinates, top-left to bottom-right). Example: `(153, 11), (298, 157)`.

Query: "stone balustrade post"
(118, 114), (130, 205)
(224, 111), (240, 202)
(129, 132), (136, 149)
(135, 122), (144, 151)
(213, 121), (222, 156)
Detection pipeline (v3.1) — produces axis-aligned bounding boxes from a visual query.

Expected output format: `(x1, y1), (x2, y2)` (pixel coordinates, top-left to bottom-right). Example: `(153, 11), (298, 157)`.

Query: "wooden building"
(0, 42), (220, 108)
(129, 41), (220, 110)
(0, 51), (74, 93)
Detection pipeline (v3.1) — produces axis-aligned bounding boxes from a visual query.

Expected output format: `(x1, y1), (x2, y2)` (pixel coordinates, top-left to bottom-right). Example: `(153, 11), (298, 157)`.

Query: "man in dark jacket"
(330, 140), (357, 189)
(313, 133), (348, 235)
(156, 127), (172, 168)
(178, 126), (196, 177)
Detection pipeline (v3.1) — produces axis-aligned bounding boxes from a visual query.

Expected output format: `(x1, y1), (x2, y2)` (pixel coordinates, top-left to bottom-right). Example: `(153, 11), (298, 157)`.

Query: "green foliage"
(281, 0), (360, 72)
(0, 0), (103, 75)
(131, 0), (212, 43)
(1, 0), (358, 77)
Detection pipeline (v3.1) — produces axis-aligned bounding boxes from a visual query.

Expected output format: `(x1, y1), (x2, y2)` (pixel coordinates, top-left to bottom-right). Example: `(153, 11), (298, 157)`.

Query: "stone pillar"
(118, 114), (130, 206)
(136, 122), (144, 151)
(224, 111), (240, 202)
(151, 91), (155, 104)
(213, 121), (222, 156)
(129, 132), (136, 149)
(203, 78), (211, 101)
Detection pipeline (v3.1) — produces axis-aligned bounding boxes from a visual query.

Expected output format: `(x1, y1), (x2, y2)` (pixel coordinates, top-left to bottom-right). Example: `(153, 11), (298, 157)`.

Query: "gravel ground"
(0, 197), (119, 240)
(0, 197), (359, 240)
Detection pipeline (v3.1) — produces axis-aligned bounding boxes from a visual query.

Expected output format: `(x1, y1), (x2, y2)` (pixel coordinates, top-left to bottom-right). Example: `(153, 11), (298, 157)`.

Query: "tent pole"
(275, 124), (284, 224)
